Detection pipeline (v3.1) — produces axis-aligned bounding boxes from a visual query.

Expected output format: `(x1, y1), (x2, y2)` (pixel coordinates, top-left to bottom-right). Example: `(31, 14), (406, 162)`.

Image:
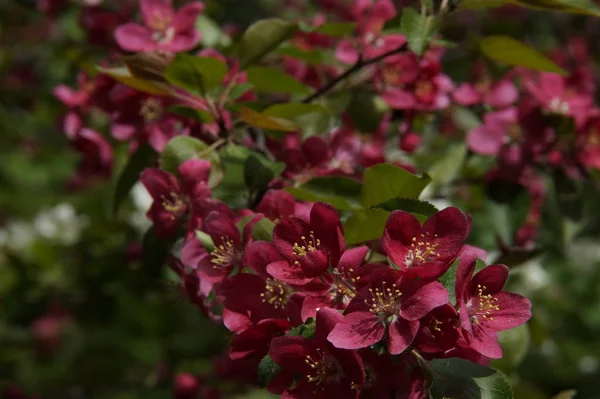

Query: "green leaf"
(168, 105), (215, 123)
(346, 92), (389, 132)
(286, 176), (362, 211)
(274, 47), (324, 65)
(244, 154), (285, 202)
(264, 103), (329, 120)
(315, 22), (357, 37)
(142, 226), (176, 273)
(195, 14), (232, 48)
(400, 8), (436, 56)
(460, 0), (508, 9)
(247, 66), (311, 94)
(240, 107), (299, 132)
(258, 355), (281, 388)
(252, 218), (275, 242)
(428, 143), (467, 189)
(451, 106), (482, 132)
(344, 209), (391, 245)
(361, 164), (431, 208)
(195, 230), (216, 252)
(480, 36), (567, 75)
(239, 18), (298, 69)
(492, 324), (531, 371)
(372, 198), (438, 217)
(429, 358), (514, 399)
(212, 145), (251, 208)
(97, 66), (170, 96)
(112, 143), (157, 215)
(228, 83), (255, 102)
(164, 54), (228, 97)
(510, 0), (600, 16)
(159, 136), (220, 185)
(439, 259), (459, 304)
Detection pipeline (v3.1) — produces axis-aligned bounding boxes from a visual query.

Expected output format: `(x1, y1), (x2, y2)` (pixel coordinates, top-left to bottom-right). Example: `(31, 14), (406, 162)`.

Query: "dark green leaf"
(112, 143), (156, 215)
(344, 209), (390, 245)
(244, 154), (285, 198)
(240, 107), (299, 132)
(264, 103), (329, 120)
(429, 358), (514, 399)
(258, 355), (281, 388)
(372, 198), (438, 217)
(168, 105), (215, 123)
(400, 8), (437, 56)
(286, 176), (362, 211)
(239, 18), (298, 69)
(287, 319), (316, 338)
(361, 163), (431, 208)
(315, 22), (357, 37)
(346, 92), (389, 132)
(247, 66), (311, 94)
(480, 36), (567, 75)
(164, 54), (228, 97)
(512, 0), (600, 16)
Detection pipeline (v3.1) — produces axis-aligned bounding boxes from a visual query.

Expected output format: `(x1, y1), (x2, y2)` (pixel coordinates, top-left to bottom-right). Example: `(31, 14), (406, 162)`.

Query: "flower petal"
(114, 24), (156, 52)
(400, 281), (448, 321)
(327, 312), (384, 350)
(383, 210), (421, 268)
(387, 318), (419, 355)
(267, 260), (313, 285)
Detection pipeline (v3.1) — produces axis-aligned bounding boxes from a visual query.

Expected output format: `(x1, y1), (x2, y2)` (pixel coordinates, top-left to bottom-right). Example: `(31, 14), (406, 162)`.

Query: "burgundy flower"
(455, 252), (532, 359)
(413, 303), (459, 355)
(269, 308), (365, 398)
(328, 268), (448, 354)
(268, 203), (345, 285)
(281, 136), (331, 182)
(382, 207), (469, 279)
(115, 0), (204, 53)
(256, 190), (296, 222)
(229, 319), (291, 361)
(140, 159), (211, 238)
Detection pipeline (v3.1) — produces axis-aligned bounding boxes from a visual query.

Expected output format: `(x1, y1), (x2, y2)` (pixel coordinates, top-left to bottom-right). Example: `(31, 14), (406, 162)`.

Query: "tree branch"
(300, 43), (408, 104)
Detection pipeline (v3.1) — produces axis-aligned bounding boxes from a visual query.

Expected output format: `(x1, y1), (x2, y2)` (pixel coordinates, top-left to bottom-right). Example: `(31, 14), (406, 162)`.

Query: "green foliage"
(361, 163), (431, 208)
(400, 8), (437, 56)
(97, 66), (170, 96)
(159, 136), (220, 183)
(257, 355), (280, 388)
(286, 176), (362, 211)
(239, 18), (298, 69)
(247, 66), (311, 94)
(428, 358), (514, 399)
(344, 208), (391, 245)
(164, 54), (228, 97)
(480, 36), (567, 74)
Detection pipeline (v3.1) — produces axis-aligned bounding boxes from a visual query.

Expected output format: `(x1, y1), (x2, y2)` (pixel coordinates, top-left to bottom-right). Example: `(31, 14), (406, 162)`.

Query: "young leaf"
(247, 66), (311, 94)
(428, 143), (467, 189)
(239, 18), (298, 69)
(112, 143), (157, 215)
(344, 209), (391, 245)
(361, 164), (431, 208)
(240, 107), (299, 131)
(428, 358), (514, 399)
(480, 36), (567, 75)
(286, 176), (362, 211)
(257, 354), (281, 388)
(252, 218), (276, 242)
(97, 66), (170, 96)
(400, 8), (436, 56)
(164, 54), (228, 97)
(195, 14), (232, 48)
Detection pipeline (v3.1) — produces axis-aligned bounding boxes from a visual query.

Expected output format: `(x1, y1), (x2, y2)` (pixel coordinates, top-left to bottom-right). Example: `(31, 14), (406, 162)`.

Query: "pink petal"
(483, 291), (531, 331)
(327, 311), (384, 350)
(314, 307), (344, 342)
(269, 336), (316, 373)
(400, 281), (448, 321)
(114, 24), (157, 52)
(469, 264), (509, 295)
(267, 260), (313, 285)
(387, 318), (419, 355)
(222, 308), (252, 334)
(244, 241), (284, 276)
(173, 2), (204, 32)
(167, 32), (202, 53)
(485, 80), (518, 108)
(466, 123), (506, 156)
(141, 0), (173, 28)
(382, 210), (421, 268)
(453, 83), (481, 106)
(468, 328), (503, 359)
(335, 40), (359, 64)
(381, 88), (416, 109)
(337, 246), (368, 274)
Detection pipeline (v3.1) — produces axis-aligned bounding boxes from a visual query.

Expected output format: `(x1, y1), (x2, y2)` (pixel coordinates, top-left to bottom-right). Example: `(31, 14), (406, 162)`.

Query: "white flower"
(128, 182), (153, 233)
(33, 203), (88, 245)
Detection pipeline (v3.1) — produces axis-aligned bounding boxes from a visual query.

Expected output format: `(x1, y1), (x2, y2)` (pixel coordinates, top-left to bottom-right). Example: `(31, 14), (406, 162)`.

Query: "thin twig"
(300, 43), (408, 104)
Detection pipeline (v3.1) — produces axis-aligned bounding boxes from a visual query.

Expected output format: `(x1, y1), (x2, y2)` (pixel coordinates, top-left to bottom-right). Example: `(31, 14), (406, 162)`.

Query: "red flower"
(327, 268), (448, 354)
(140, 159), (211, 238)
(115, 0), (204, 53)
(268, 203), (345, 285)
(382, 207), (469, 279)
(256, 190), (296, 222)
(413, 303), (459, 355)
(455, 252), (532, 359)
(269, 308), (365, 398)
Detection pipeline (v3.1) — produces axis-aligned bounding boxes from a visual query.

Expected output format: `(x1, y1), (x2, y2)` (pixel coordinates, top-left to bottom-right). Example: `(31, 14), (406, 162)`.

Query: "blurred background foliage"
(2, 0), (600, 398)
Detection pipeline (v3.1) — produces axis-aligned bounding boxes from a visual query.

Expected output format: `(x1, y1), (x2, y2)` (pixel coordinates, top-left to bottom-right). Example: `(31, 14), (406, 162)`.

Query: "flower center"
(260, 279), (288, 309)
(405, 234), (440, 266)
(549, 97), (570, 115)
(364, 282), (402, 317)
(149, 13), (172, 33)
(140, 98), (163, 123)
(415, 80), (435, 103)
(381, 64), (401, 86)
(161, 192), (186, 219)
(305, 350), (334, 388)
(468, 284), (500, 325)
(211, 237), (236, 268)
(292, 231), (320, 258)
